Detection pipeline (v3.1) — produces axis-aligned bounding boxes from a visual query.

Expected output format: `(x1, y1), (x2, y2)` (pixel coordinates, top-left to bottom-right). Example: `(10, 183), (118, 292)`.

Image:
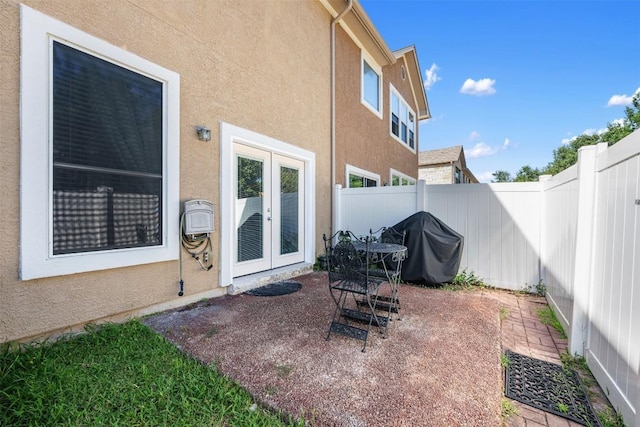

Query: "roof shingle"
(418, 146), (463, 166)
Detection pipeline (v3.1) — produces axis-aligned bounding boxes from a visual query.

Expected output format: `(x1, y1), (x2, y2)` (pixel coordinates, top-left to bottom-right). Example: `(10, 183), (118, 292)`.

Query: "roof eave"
(393, 45), (430, 120)
(351, 0), (396, 65)
(321, 0), (396, 67)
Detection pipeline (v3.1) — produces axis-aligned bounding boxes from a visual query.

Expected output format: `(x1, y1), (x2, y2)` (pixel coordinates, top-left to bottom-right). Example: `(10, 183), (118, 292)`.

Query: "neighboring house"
(418, 146), (479, 184)
(0, 0), (428, 343)
(330, 0), (430, 188)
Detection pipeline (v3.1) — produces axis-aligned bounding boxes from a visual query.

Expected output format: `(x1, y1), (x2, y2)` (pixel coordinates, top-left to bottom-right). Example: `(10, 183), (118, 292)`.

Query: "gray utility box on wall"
(184, 200), (214, 236)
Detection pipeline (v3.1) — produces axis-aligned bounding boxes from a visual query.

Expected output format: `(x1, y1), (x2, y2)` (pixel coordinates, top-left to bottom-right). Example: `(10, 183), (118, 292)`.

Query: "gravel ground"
(143, 272), (503, 426)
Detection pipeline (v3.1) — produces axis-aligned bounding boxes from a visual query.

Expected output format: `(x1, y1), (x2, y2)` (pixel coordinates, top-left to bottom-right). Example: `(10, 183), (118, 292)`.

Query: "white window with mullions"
(20, 5), (180, 280)
(390, 169), (416, 187)
(346, 165), (380, 188)
(390, 84), (416, 151)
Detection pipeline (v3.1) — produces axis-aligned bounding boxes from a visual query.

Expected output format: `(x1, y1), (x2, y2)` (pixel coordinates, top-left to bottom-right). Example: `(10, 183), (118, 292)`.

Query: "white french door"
(233, 144), (305, 277)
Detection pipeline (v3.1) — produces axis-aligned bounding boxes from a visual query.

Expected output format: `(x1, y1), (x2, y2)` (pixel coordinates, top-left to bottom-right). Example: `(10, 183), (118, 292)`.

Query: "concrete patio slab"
(143, 272), (615, 426)
(144, 272), (503, 426)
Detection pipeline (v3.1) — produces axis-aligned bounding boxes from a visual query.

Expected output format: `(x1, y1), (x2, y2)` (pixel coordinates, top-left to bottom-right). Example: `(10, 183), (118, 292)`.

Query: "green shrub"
(447, 269), (488, 289)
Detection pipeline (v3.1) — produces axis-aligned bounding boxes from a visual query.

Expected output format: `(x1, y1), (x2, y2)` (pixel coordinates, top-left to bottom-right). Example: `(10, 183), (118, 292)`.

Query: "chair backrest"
(323, 231), (367, 283)
(380, 226), (406, 246)
(369, 226), (405, 246)
(329, 240), (363, 281)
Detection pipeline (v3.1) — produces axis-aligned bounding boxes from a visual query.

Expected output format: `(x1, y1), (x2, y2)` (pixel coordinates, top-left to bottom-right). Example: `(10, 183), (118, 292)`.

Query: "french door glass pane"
(237, 156), (263, 262)
(280, 166), (299, 255)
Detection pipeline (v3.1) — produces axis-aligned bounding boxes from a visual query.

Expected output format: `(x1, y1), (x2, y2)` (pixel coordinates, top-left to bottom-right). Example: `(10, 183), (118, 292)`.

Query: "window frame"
(389, 84), (417, 152)
(390, 169), (416, 186)
(20, 5), (180, 280)
(361, 51), (383, 119)
(345, 164), (380, 188)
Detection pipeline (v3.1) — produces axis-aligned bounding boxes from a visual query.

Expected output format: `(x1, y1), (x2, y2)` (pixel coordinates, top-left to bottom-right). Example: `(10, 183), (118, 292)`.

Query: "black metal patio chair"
(323, 231), (387, 352)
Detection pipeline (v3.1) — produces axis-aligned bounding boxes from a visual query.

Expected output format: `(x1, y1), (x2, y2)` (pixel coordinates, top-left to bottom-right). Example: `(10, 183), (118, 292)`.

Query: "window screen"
(52, 41), (163, 254)
(408, 113), (415, 148)
(391, 92), (400, 137)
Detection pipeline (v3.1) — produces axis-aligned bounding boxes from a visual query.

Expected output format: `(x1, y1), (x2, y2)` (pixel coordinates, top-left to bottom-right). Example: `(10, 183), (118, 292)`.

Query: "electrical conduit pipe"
(330, 0), (353, 236)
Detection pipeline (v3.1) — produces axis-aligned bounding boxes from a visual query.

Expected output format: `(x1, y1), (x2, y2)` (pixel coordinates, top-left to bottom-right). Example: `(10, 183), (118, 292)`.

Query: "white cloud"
(466, 137), (512, 158)
(467, 142), (499, 158)
(561, 125), (612, 145)
(607, 95), (633, 106)
(610, 118), (625, 127)
(607, 87), (640, 107)
(424, 63), (441, 90)
(469, 131), (480, 141)
(460, 78), (496, 96)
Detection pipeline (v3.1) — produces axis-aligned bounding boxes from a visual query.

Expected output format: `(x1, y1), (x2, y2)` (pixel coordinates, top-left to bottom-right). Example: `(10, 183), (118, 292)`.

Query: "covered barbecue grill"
(390, 211), (464, 284)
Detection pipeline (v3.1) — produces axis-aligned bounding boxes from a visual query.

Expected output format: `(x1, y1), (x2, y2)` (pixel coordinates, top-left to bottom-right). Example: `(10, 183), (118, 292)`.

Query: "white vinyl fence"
(333, 184), (418, 237)
(423, 182), (541, 291)
(539, 165), (579, 348)
(335, 181), (542, 291)
(586, 136), (639, 426)
(333, 130), (640, 426)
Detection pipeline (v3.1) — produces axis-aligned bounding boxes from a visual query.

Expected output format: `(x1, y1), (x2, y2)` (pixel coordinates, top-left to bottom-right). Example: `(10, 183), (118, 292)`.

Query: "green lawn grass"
(0, 320), (303, 426)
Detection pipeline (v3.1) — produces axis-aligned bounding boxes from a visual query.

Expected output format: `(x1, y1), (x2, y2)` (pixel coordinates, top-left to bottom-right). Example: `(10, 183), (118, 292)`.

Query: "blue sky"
(360, 0), (640, 182)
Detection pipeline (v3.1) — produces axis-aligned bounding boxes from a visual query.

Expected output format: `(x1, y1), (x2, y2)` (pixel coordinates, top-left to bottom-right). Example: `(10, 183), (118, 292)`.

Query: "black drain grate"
(504, 350), (601, 426)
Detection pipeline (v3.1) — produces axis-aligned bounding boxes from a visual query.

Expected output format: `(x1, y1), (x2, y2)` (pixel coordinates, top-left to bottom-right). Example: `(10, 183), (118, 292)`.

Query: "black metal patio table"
(352, 240), (407, 319)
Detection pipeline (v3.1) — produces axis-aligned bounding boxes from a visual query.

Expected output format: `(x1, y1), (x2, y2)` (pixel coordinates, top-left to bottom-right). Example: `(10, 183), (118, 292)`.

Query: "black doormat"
(504, 350), (601, 426)
(245, 281), (302, 296)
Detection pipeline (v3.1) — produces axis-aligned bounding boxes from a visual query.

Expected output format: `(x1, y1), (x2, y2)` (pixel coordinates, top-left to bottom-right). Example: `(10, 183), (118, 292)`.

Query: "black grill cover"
(391, 211), (464, 284)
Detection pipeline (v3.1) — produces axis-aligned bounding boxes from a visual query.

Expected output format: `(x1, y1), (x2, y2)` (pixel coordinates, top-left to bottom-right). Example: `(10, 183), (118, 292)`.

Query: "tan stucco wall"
(0, 0), (331, 342)
(334, 26), (419, 187)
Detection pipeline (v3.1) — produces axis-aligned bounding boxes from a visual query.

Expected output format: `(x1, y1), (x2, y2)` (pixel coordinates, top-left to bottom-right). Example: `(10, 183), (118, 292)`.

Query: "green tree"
(491, 92), (639, 180)
(513, 165), (541, 182)
(601, 94), (640, 144)
(543, 133), (600, 176)
(545, 93), (639, 175)
(492, 170), (512, 182)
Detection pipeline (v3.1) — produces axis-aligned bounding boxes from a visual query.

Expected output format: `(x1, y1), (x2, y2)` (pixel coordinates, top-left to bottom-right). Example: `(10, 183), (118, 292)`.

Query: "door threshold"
(227, 263), (314, 295)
